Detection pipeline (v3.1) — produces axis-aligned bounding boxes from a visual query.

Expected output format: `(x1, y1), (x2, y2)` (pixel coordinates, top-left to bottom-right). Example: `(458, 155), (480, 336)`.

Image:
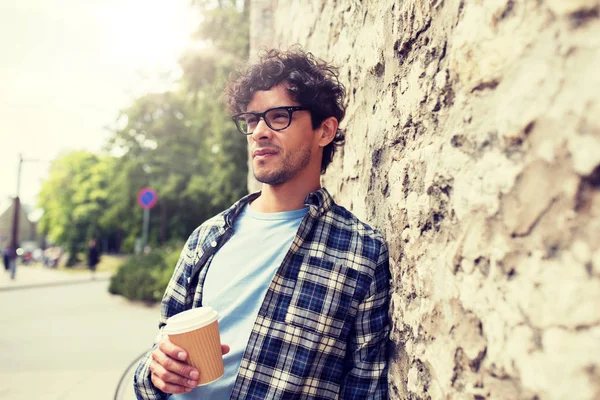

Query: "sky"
(0, 0), (200, 207)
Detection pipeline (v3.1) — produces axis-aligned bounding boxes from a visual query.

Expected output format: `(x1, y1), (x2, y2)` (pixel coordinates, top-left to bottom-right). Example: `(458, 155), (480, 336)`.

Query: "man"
(2, 247), (9, 271)
(87, 239), (100, 277)
(134, 48), (390, 400)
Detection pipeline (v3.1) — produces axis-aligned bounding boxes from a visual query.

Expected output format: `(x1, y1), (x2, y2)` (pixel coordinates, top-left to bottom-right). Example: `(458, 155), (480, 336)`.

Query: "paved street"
(0, 268), (160, 399)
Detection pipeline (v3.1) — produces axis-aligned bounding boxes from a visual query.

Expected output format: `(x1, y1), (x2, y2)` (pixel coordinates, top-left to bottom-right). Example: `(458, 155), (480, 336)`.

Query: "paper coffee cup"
(164, 307), (224, 386)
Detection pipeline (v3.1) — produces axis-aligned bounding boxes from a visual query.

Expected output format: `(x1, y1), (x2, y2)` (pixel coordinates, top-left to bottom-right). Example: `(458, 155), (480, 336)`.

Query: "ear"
(317, 116), (339, 148)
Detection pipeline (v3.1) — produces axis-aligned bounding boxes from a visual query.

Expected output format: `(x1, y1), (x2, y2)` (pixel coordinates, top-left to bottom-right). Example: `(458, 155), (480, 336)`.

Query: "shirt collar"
(222, 187), (334, 227)
(303, 187), (334, 216)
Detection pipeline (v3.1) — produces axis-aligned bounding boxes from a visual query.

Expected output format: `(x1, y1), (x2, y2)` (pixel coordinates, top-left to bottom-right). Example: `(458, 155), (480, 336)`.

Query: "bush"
(108, 243), (185, 303)
(109, 251), (167, 302)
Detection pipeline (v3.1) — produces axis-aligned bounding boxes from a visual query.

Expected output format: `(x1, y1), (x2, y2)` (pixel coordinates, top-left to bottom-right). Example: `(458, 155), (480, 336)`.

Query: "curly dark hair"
(225, 46), (346, 174)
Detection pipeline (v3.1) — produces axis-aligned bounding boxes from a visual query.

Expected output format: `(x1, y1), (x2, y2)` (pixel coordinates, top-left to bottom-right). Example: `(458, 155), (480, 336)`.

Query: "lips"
(252, 147), (278, 158)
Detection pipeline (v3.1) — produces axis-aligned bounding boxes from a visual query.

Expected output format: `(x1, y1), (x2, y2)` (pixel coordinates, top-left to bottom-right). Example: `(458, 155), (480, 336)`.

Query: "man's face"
(245, 84), (321, 186)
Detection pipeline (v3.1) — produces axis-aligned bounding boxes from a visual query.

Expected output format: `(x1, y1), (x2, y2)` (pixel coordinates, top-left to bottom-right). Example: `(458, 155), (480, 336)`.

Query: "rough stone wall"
(249, 1), (600, 399)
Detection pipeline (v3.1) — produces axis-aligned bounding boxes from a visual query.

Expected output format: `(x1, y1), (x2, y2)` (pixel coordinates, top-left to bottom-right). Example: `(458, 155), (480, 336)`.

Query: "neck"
(251, 178), (321, 213)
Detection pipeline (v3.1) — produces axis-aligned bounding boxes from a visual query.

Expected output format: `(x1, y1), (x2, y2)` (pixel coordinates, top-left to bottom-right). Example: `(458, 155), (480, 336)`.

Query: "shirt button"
(211, 240), (217, 248)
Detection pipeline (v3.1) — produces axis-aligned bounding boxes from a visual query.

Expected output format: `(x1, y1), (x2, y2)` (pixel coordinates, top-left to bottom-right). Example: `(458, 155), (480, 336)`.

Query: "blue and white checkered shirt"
(134, 188), (390, 399)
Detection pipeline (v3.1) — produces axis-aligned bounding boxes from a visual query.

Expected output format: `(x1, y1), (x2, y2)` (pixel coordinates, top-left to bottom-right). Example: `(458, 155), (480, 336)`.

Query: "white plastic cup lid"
(164, 307), (219, 335)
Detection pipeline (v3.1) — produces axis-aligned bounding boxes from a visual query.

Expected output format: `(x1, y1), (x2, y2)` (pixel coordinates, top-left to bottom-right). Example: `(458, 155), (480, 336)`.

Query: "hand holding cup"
(150, 339), (229, 394)
(150, 307), (228, 394)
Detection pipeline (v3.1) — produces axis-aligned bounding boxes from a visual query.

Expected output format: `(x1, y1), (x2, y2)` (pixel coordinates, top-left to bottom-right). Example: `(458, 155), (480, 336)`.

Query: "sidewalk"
(0, 264), (112, 291)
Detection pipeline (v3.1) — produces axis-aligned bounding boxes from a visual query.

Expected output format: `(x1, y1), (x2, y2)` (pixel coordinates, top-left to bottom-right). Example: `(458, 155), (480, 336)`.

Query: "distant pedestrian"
(87, 239), (100, 277)
(2, 248), (9, 271)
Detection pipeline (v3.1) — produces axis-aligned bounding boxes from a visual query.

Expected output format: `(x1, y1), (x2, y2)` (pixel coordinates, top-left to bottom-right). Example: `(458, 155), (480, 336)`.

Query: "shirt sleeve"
(133, 341), (167, 400)
(340, 239), (391, 400)
(133, 234), (197, 400)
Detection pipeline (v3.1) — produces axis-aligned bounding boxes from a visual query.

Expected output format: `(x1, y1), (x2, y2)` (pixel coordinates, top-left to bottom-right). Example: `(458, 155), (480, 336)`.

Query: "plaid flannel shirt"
(134, 188), (390, 400)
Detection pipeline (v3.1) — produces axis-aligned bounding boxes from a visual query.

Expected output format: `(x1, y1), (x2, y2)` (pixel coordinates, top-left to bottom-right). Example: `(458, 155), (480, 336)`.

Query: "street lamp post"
(9, 154), (23, 280)
(9, 153), (43, 280)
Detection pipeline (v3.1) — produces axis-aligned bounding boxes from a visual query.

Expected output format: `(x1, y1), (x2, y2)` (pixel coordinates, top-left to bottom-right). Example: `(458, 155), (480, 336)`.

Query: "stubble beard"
(253, 147), (312, 185)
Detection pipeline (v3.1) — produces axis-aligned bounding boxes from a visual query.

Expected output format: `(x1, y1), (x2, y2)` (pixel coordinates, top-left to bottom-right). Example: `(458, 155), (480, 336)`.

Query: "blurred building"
(0, 198), (43, 251)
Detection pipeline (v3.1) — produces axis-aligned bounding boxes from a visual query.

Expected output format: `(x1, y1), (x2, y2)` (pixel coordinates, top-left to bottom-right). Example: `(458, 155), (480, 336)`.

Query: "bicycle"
(114, 352), (146, 400)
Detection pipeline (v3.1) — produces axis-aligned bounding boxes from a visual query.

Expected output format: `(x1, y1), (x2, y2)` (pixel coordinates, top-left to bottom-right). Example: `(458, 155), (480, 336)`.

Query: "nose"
(250, 118), (272, 142)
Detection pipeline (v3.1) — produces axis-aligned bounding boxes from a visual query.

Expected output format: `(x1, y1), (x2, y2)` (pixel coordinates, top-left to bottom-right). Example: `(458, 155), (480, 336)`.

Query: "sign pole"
(142, 208), (150, 251)
(137, 187), (157, 253)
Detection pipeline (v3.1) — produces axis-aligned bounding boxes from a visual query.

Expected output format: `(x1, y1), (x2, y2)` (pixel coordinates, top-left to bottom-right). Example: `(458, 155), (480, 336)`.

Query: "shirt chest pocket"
(285, 256), (360, 339)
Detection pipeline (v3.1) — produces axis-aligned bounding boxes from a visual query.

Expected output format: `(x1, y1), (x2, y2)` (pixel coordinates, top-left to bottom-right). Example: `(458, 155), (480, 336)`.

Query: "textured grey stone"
(249, 0), (600, 398)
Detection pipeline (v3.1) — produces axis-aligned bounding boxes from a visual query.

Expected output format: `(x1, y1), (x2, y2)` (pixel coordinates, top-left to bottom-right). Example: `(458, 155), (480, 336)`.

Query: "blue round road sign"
(137, 187), (158, 209)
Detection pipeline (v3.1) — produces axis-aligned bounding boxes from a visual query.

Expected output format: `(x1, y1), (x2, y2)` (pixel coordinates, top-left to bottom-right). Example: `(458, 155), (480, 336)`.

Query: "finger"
(152, 348), (199, 383)
(221, 344), (230, 355)
(150, 360), (198, 392)
(159, 339), (189, 362)
(150, 370), (194, 395)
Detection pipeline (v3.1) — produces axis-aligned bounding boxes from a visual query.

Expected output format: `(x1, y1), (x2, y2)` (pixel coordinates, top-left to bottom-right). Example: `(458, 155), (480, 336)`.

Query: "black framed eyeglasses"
(231, 106), (310, 135)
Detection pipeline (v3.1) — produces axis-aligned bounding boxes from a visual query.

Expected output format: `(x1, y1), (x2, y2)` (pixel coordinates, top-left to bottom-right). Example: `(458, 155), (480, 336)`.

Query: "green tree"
(104, 0), (250, 248)
(38, 151), (113, 265)
(178, 0), (250, 210)
(38, 1), (251, 255)
(106, 91), (218, 248)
